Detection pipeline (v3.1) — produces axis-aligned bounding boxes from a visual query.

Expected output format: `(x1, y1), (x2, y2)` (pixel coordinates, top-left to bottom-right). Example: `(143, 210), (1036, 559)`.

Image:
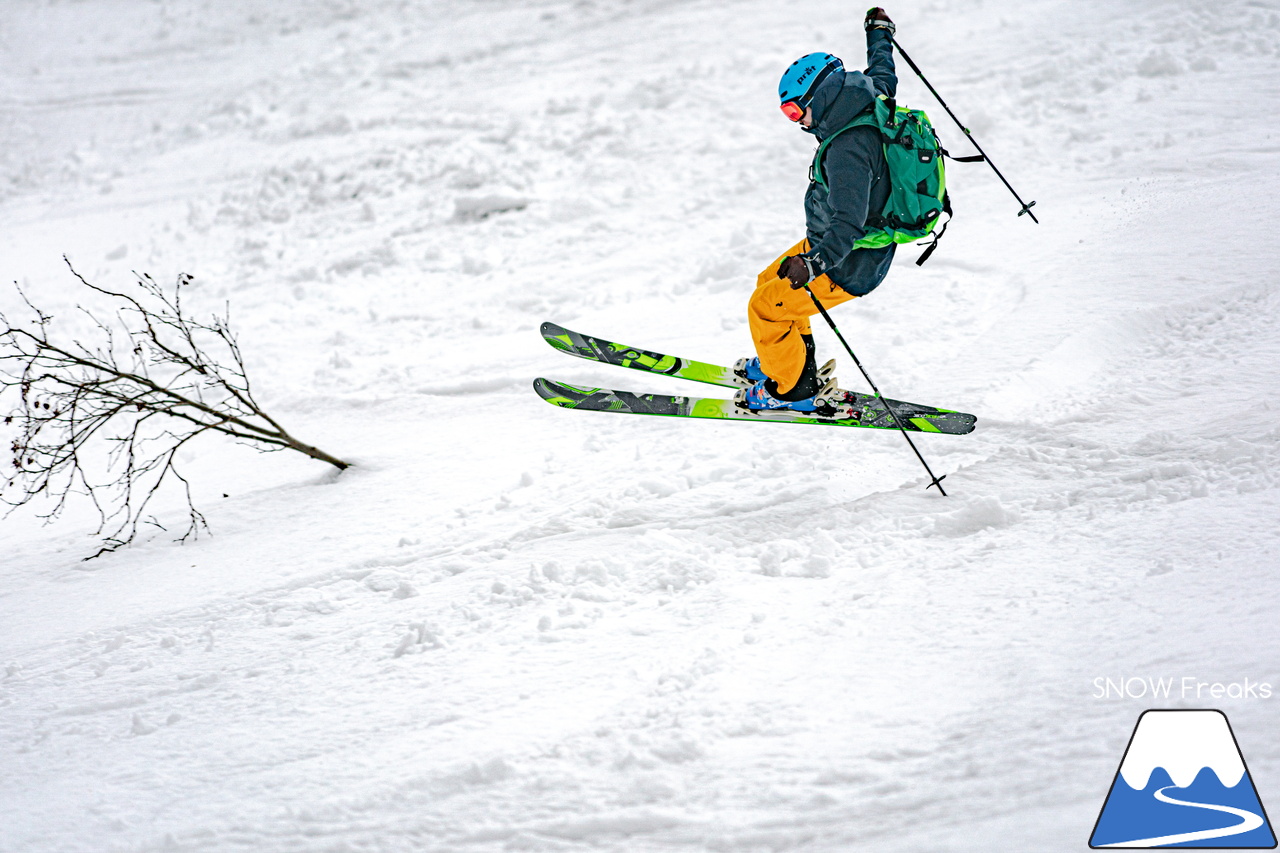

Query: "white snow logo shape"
(1090, 710), (1276, 848)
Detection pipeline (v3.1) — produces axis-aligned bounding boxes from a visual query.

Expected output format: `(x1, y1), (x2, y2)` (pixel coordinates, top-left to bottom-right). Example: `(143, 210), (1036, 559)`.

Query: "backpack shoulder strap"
(810, 96), (894, 190)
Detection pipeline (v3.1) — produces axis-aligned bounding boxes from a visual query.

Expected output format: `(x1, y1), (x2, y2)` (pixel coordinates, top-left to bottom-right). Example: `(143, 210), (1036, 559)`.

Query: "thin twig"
(0, 261), (350, 559)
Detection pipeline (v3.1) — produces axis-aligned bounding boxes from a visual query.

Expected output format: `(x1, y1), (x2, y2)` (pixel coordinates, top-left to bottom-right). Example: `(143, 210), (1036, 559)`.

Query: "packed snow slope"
(2, 1), (1280, 850)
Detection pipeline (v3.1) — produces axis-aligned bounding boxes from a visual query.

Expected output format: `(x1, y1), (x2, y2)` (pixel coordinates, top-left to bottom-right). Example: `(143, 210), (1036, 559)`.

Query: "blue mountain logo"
(1091, 710), (1276, 848)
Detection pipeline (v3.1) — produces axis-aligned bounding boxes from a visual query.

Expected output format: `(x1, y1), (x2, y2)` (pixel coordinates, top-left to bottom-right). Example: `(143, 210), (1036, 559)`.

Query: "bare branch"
(1, 260), (350, 559)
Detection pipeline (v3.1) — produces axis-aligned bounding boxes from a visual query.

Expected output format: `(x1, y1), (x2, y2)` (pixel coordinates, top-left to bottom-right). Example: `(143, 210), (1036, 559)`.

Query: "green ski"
(538, 321), (976, 434)
(533, 378), (976, 435)
(541, 321), (744, 388)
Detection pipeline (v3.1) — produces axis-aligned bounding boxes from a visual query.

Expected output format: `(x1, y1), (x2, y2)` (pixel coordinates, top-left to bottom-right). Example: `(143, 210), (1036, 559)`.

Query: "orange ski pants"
(748, 239), (856, 394)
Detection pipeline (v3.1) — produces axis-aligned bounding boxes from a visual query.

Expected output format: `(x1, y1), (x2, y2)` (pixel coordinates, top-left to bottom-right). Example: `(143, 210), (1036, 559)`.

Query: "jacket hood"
(804, 69), (879, 140)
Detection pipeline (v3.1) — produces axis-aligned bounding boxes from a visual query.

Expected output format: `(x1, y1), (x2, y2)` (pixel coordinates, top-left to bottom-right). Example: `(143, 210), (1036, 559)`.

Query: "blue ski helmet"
(778, 52), (843, 111)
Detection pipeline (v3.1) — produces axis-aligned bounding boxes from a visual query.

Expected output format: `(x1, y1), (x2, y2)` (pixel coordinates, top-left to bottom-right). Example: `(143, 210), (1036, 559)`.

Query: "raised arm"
(864, 7), (897, 97)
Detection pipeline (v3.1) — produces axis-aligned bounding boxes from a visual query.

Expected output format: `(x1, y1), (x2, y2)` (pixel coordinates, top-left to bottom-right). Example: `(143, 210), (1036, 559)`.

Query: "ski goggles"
(779, 100), (807, 122)
(779, 60), (841, 122)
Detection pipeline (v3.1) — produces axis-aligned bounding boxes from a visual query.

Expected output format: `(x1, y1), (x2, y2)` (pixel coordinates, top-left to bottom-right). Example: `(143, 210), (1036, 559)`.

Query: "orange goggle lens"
(780, 100), (805, 122)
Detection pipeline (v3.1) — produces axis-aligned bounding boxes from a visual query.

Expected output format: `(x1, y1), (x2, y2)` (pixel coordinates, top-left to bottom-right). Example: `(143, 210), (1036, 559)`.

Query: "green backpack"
(811, 95), (962, 265)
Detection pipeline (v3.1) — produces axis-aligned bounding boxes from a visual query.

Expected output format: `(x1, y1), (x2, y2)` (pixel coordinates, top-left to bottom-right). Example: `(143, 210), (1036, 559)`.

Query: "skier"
(737, 7), (898, 413)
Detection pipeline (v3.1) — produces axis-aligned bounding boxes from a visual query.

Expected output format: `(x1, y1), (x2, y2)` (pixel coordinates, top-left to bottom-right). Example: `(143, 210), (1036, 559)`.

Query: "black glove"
(865, 7), (895, 34)
(778, 255), (821, 289)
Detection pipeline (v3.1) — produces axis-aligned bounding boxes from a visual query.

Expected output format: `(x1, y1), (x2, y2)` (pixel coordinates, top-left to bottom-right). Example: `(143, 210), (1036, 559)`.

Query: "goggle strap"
(803, 62), (839, 107)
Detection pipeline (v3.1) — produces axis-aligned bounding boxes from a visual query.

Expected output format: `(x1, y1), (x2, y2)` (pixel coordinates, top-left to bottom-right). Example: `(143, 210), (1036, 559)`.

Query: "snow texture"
(2, 0), (1280, 851)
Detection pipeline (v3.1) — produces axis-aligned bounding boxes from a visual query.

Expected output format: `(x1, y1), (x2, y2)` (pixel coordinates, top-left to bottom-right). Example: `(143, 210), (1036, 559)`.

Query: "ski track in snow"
(2, 0), (1280, 850)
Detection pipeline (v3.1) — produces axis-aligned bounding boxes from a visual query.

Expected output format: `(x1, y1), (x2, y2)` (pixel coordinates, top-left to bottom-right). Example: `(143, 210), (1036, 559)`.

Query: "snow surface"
(2, 0), (1280, 851)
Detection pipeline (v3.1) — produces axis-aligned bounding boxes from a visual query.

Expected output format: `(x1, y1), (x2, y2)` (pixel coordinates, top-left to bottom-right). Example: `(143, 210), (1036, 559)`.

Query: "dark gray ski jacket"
(800, 28), (898, 296)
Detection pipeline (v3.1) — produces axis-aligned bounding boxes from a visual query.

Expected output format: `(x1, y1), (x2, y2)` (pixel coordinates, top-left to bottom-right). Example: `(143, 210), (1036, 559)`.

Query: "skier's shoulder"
(817, 74), (878, 134)
(837, 71), (878, 108)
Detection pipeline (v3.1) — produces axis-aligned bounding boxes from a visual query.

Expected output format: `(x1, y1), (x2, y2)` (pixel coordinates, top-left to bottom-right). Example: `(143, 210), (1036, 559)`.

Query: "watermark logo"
(1090, 710), (1276, 848)
(1093, 677), (1273, 701)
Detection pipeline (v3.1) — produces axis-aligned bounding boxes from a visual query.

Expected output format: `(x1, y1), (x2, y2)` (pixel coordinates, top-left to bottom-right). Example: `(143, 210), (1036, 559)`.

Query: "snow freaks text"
(1093, 677), (1274, 701)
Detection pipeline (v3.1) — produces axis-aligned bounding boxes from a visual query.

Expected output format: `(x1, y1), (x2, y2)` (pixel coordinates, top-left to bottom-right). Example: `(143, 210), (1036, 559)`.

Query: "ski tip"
(532, 377), (562, 406)
(539, 321), (578, 355)
(533, 377), (595, 407)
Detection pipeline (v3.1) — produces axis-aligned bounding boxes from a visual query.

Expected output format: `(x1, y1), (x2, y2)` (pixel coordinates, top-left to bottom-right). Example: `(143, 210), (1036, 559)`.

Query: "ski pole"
(890, 36), (1039, 224)
(802, 284), (948, 495)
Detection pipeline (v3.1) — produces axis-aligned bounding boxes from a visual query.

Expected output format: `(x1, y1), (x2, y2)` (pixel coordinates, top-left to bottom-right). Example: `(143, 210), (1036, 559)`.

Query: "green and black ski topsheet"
(535, 322), (976, 435)
(541, 321), (743, 388)
(533, 378), (975, 433)
(534, 378), (974, 433)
